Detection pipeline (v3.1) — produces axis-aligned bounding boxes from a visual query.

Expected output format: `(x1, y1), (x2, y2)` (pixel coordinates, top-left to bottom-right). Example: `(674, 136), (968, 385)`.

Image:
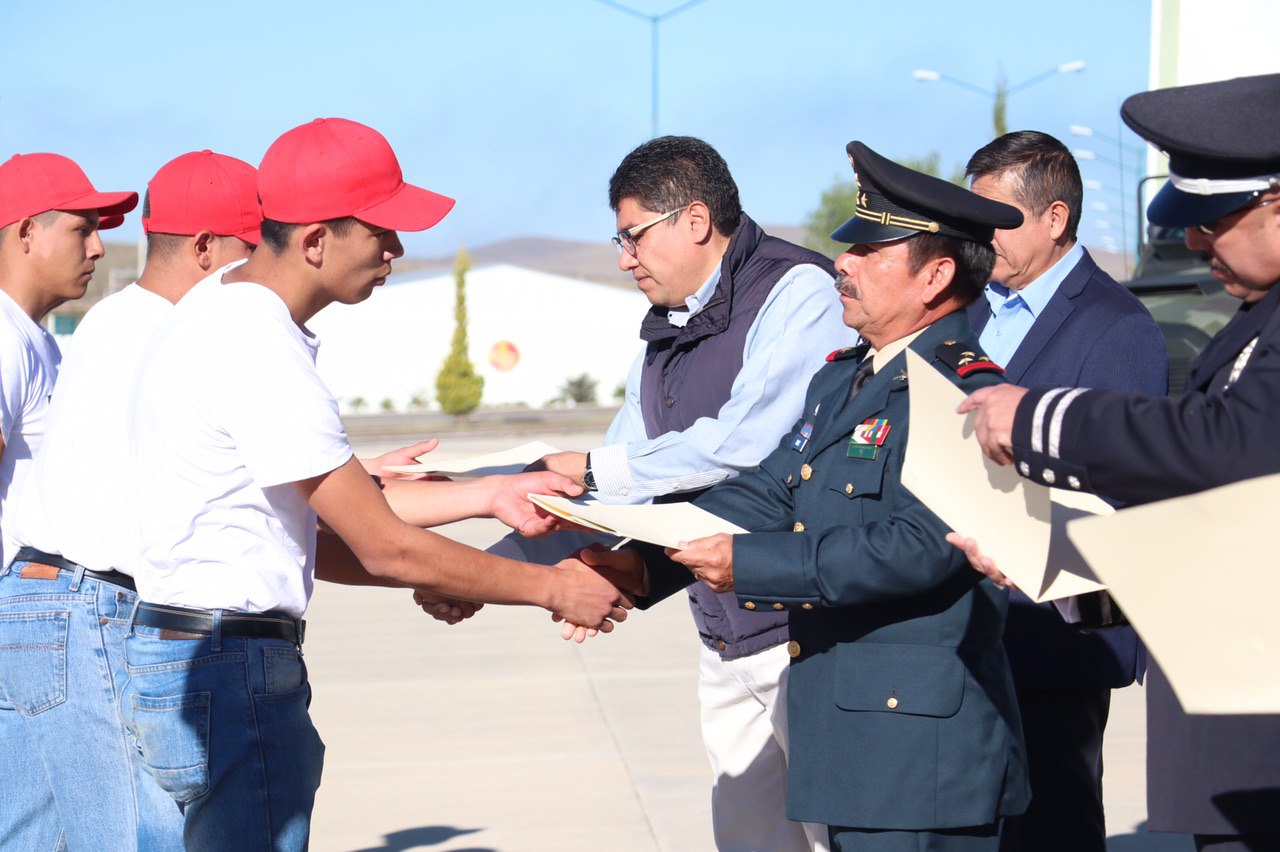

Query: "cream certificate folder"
(528, 494), (748, 550)
(383, 441), (560, 478)
(1068, 473), (1280, 714)
(900, 348), (1110, 602)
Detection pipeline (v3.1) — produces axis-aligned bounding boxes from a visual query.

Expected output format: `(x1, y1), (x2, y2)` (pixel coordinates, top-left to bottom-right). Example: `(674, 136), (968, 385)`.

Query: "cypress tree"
(435, 248), (484, 415)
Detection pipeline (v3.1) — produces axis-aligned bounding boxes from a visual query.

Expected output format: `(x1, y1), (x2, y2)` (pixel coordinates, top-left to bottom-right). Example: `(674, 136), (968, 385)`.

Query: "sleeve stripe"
(1048, 388), (1089, 459)
(1031, 388), (1070, 455)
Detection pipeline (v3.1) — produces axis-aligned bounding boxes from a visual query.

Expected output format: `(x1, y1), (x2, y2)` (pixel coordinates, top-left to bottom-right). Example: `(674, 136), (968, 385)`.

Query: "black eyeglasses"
(611, 206), (688, 256)
(1195, 195), (1277, 236)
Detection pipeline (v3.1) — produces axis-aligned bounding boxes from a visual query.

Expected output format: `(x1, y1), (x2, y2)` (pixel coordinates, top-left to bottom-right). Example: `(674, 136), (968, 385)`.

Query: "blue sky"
(0, 0), (1152, 257)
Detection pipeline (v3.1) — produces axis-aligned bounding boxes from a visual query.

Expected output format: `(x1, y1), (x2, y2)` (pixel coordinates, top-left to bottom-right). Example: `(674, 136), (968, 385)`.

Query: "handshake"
(374, 443), (734, 643)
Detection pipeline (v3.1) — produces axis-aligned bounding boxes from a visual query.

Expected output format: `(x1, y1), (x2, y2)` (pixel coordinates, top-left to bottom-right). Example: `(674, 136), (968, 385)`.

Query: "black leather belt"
(134, 602), (305, 645)
(14, 547), (137, 593)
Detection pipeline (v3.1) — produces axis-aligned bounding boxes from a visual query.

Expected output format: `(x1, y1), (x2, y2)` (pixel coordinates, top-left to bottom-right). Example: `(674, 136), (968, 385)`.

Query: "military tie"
(847, 357), (875, 403)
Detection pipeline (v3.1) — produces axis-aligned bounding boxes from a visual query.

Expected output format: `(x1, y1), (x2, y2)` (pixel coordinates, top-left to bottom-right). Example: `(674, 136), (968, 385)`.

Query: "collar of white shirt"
(867, 327), (929, 375)
(983, 242), (1084, 319)
(665, 265), (723, 329)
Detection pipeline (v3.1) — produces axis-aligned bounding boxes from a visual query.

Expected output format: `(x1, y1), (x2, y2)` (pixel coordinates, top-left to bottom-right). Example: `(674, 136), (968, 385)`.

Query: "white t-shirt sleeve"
(210, 314), (352, 488)
(0, 335), (29, 444)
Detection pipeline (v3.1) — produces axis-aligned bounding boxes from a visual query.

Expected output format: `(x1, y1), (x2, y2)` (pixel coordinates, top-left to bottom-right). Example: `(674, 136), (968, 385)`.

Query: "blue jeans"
(120, 616), (324, 852)
(0, 560), (183, 851)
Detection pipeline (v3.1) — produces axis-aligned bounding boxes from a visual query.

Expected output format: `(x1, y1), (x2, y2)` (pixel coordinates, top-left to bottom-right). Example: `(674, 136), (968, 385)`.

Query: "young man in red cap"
(0, 150), (259, 852)
(118, 119), (633, 850)
(0, 152), (136, 850)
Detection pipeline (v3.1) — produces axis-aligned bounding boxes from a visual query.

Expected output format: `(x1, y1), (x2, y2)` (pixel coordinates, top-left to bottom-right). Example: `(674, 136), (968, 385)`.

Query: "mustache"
(1202, 251), (1236, 279)
(834, 272), (858, 298)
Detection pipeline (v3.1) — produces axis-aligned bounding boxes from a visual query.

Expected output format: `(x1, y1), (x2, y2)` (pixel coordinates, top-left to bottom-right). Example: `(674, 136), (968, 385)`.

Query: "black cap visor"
(1147, 182), (1257, 228)
(830, 214), (918, 245)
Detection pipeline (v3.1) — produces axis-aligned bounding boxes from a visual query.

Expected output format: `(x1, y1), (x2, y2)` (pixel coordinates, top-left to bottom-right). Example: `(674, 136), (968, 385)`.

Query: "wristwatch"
(582, 452), (597, 491)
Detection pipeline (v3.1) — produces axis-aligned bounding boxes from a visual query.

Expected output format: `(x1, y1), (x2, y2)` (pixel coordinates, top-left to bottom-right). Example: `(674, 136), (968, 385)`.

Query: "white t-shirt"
(0, 287), (61, 566)
(11, 283), (174, 574)
(127, 265), (353, 617)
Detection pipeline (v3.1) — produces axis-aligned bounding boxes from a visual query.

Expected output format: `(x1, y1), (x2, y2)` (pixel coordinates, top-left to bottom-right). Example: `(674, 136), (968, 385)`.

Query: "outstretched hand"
(955, 385), (1028, 466)
(944, 532), (1018, 591)
(411, 589), (485, 625)
(554, 546), (646, 643)
(486, 471), (585, 538)
(668, 533), (735, 594)
(363, 439), (443, 480)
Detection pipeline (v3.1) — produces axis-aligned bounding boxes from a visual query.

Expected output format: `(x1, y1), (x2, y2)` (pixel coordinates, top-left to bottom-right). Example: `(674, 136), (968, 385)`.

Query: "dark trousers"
(1195, 833), (1280, 852)
(829, 823), (999, 852)
(999, 687), (1111, 852)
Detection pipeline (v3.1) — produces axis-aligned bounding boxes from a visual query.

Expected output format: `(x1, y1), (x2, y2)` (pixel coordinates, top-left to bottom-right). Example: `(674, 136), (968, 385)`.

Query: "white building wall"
(1147, 0), (1280, 175)
(308, 264), (651, 411)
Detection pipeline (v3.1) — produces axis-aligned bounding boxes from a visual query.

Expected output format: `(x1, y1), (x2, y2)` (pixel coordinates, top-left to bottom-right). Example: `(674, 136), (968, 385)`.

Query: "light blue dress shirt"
(588, 261), (853, 503)
(487, 258), (851, 564)
(978, 243), (1084, 368)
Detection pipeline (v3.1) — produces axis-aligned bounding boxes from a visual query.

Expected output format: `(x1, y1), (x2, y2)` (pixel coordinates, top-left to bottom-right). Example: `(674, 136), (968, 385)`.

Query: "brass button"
(744, 601), (757, 611)
(801, 603), (814, 610)
(844, 483), (854, 495)
(717, 640), (727, 651)
(800, 464), (813, 481)
(786, 473), (793, 485)
(787, 640), (801, 658)
(886, 696), (899, 709)
(773, 603), (785, 611)
(793, 521), (805, 532)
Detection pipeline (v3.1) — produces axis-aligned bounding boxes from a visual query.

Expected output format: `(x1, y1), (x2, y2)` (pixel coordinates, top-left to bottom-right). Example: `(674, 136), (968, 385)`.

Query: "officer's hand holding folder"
(900, 349), (1111, 602)
(907, 348), (1280, 713)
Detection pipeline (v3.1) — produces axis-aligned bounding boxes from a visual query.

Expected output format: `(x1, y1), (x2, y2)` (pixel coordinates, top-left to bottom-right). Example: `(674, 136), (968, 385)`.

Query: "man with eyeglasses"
(497, 135), (850, 850)
(953, 73), (1280, 852)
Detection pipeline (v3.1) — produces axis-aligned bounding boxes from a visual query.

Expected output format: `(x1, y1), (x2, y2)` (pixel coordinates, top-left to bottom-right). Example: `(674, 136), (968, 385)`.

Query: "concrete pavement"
(301, 429), (1194, 851)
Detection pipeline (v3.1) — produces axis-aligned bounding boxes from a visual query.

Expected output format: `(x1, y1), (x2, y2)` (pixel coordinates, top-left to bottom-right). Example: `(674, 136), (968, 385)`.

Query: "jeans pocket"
(260, 646), (305, 698)
(130, 691), (211, 804)
(0, 610), (69, 714)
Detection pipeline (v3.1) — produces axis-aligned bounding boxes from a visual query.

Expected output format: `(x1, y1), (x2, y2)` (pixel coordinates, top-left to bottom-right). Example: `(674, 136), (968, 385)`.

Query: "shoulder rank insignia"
(827, 342), (871, 363)
(934, 341), (1004, 378)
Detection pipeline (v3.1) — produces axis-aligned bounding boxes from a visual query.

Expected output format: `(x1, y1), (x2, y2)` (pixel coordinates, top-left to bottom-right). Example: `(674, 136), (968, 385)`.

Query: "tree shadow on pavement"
(349, 825), (493, 851)
(1108, 821), (1195, 851)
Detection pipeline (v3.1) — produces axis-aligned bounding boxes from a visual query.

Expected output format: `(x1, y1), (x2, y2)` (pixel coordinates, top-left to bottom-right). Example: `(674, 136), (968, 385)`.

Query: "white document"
(383, 440), (561, 478)
(899, 348), (1110, 602)
(528, 494), (748, 550)
(1068, 472), (1280, 714)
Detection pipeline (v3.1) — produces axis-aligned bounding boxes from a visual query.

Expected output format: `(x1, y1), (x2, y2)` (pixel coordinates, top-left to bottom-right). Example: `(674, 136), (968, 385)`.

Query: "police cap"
(1122, 74), (1280, 227)
(831, 141), (1022, 245)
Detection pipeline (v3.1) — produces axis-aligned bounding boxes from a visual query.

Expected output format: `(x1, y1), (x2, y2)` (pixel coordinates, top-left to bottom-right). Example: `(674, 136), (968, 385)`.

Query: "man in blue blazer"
(963, 131), (1167, 852)
(579, 142), (1033, 851)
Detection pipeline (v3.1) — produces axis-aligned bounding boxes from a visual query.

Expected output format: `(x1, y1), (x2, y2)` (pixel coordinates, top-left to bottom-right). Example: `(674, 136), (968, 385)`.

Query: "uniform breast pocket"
(834, 642), (965, 718)
(827, 446), (892, 503)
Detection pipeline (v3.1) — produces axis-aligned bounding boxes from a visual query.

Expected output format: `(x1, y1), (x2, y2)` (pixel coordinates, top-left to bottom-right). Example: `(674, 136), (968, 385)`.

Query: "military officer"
(956, 73), (1280, 852)
(575, 142), (1031, 851)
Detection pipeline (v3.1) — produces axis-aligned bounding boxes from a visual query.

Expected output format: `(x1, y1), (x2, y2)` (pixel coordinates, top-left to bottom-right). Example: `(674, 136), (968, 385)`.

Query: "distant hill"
(68, 230), (1134, 320)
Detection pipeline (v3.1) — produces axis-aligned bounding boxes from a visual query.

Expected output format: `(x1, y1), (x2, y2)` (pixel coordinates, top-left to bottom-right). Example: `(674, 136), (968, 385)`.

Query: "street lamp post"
(912, 61), (1086, 137)
(1072, 124), (1148, 267)
(594, 0), (710, 138)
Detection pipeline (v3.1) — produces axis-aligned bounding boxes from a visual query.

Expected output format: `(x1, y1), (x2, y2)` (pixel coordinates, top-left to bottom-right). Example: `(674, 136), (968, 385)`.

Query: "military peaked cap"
(1122, 74), (1280, 227)
(831, 141), (1022, 245)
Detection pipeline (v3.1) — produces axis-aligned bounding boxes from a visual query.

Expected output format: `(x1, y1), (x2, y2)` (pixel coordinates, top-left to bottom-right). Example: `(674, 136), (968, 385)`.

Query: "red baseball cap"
(258, 118), (455, 231)
(0, 153), (138, 231)
(143, 150), (262, 245)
